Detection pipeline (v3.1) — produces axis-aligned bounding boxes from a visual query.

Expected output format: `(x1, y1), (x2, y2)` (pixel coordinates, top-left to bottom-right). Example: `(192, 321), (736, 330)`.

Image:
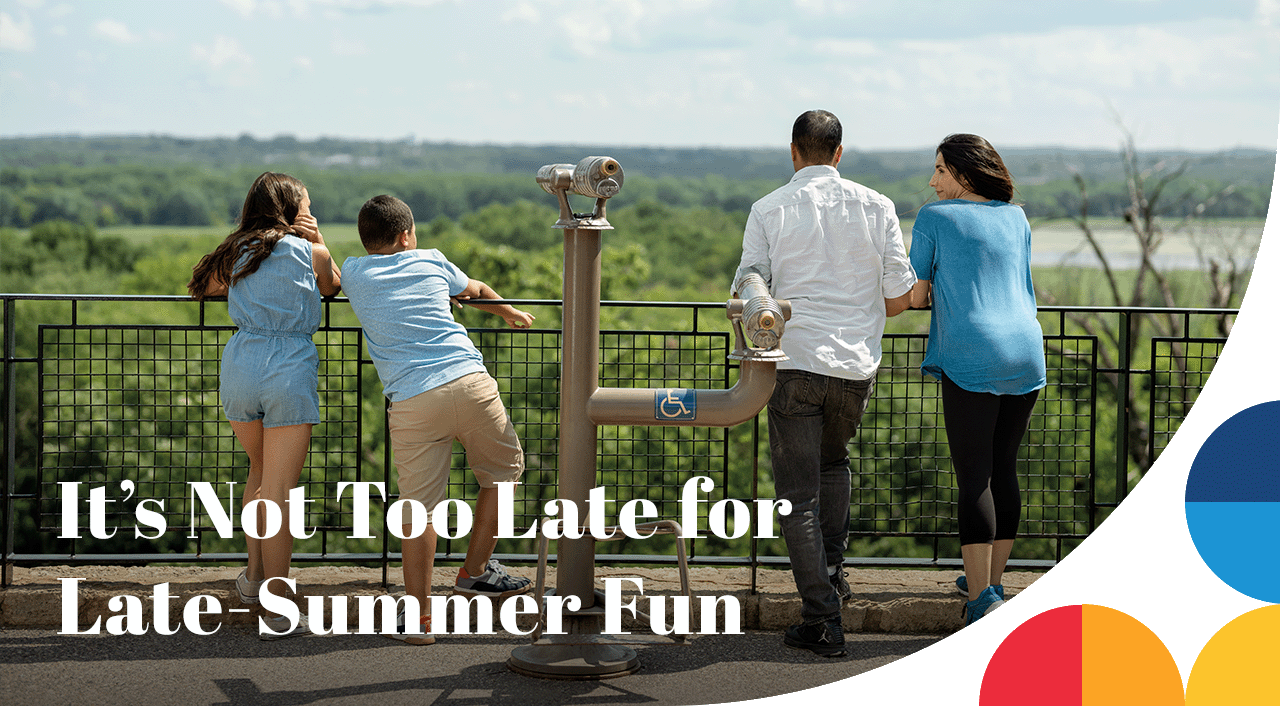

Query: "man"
(737, 110), (915, 657)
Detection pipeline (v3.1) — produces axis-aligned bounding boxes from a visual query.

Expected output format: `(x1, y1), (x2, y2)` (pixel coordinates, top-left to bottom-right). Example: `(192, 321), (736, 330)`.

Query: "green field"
(4, 211), (1261, 311)
(96, 216), (1266, 274)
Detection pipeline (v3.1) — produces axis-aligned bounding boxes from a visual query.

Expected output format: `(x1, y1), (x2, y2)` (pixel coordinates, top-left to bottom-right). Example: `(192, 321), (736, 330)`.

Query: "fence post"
(1115, 310), (1131, 503)
(3, 298), (15, 586)
(750, 412), (760, 595)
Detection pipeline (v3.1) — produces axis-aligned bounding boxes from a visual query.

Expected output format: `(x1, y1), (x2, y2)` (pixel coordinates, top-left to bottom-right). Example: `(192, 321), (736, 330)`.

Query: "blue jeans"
(767, 369), (874, 623)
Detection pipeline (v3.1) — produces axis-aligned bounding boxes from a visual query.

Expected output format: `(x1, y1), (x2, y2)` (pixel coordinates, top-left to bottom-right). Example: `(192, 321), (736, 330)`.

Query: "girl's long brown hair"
(188, 172), (306, 300)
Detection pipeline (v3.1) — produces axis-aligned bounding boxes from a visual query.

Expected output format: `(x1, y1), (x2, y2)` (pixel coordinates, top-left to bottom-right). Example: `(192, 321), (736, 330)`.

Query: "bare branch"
(1070, 171), (1123, 306)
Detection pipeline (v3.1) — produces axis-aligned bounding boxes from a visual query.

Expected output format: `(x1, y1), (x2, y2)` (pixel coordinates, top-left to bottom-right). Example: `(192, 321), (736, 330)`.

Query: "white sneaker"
(235, 569), (263, 605)
(386, 609), (435, 645)
(259, 614), (312, 641)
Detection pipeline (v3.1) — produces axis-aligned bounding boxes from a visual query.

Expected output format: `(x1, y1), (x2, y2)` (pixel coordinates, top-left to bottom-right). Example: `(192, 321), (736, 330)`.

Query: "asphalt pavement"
(1, 626), (941, 706)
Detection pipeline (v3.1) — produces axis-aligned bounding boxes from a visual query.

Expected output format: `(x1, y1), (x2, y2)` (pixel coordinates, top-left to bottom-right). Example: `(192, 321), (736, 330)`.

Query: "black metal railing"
(1, 294), (1235, 586)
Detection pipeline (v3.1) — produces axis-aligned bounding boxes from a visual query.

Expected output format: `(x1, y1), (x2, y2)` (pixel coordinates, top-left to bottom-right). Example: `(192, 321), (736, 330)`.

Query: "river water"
(1026, 222), (1265, 271)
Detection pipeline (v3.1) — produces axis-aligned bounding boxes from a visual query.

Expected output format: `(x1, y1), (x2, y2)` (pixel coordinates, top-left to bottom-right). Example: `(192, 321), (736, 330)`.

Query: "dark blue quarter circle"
(1185, 400), (1280, 503)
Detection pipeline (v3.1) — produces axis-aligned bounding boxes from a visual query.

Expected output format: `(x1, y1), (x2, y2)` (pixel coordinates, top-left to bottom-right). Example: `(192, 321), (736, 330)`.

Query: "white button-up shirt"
(737, 164), (916, 380)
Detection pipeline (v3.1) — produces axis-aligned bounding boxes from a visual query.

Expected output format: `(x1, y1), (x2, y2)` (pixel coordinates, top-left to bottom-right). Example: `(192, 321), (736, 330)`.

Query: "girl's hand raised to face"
(292, 188), (325, 245)
(292, 213), (325, 245)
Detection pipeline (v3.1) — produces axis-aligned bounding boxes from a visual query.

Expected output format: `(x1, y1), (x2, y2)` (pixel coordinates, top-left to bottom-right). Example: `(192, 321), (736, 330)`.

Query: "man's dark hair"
(936, 134), (1016, 203)
(358, 194), (415, 251)
(792, 110), (842, 164)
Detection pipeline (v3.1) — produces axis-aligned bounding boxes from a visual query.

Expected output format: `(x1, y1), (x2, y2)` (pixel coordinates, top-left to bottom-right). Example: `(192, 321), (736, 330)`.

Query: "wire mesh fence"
(1, 295), (1235, 581)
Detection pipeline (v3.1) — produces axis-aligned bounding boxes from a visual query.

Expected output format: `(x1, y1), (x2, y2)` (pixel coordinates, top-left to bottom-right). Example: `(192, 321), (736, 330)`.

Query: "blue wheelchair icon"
(655, 388), (697, 421)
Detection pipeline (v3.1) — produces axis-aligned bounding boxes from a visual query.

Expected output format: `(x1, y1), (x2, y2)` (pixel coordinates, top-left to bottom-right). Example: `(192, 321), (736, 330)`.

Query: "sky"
(1, 0), (1278, 152)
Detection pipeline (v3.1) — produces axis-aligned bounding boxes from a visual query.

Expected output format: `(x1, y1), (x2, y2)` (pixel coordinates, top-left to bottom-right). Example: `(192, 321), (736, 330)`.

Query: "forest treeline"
(6, 134), (1274, 183)
(1, 136), (1272, 228)
(2, 134), (1267, 562)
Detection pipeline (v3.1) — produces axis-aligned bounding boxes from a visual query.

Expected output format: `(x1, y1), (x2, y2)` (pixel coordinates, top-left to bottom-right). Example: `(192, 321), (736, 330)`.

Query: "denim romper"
(220, 234), (323, 427)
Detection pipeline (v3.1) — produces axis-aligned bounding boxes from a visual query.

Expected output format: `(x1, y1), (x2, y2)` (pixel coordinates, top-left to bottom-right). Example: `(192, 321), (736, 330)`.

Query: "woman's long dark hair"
(188, 172), (306, 300)
(936, 134), (1016, 203)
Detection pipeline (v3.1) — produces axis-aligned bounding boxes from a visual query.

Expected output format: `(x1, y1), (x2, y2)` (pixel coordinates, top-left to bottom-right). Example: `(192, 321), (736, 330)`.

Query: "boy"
(342, 194), (535, 644)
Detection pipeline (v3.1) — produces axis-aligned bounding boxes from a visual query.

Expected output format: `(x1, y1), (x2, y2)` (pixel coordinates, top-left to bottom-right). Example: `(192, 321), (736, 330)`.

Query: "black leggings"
(940, 373), (1040, 546)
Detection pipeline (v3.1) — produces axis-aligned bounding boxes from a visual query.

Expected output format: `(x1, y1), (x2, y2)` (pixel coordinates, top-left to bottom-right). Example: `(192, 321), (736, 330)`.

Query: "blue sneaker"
(962, 585), (1005, 627)
(955, 575), (1005, 600)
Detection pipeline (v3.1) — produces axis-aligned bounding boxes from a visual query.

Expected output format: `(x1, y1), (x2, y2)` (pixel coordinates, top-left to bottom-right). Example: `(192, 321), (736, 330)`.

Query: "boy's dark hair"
(936, 133), (1016, 203)
(358, 194), (415, 251)
(792, 110), (842, 164)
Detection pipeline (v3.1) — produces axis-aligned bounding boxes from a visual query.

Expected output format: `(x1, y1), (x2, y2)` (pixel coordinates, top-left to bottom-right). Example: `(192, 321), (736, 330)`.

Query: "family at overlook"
(186, 109), (1046, 658)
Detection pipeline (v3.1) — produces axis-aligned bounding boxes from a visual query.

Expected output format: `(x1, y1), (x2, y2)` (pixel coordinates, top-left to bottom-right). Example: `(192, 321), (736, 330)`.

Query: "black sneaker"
(453, 559), (533, 598)
(783, 617), (846, 657)
(830, 566), (853, 603)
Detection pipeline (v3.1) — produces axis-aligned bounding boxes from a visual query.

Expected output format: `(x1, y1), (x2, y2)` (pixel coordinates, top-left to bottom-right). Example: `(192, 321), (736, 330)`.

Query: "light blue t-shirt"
(909, 200), (1046, 395)
(341, 249), (487, 402)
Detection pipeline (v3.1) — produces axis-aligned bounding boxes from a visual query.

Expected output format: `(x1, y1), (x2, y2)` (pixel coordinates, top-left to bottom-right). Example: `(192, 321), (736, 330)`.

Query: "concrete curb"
(1, 565), (1040, 634)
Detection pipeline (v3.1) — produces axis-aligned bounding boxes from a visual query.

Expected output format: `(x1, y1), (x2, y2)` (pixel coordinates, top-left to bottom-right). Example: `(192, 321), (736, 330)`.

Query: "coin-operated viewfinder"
(727, 271), (790, 360)
(536, 156), (624, 228)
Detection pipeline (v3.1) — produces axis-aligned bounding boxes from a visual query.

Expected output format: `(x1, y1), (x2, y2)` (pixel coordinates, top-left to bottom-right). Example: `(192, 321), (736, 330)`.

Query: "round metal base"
(507, 645), (640, 680)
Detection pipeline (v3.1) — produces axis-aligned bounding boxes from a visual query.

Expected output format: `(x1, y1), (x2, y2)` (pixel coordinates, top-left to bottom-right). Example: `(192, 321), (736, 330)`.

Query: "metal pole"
(556, 225), (602, 606)
(509, 224), (641, 679)
(510, 156), (786, 679)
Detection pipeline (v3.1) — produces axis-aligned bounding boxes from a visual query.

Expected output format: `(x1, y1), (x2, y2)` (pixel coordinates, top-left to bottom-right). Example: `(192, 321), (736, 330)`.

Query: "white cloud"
(47, 3), (72, 20)
(811, 38), (880, 59)
(1258, 0), (1280, 26)
(555, 11), (613, 58)
(502, 1), (539, 24)
(226, 0), (449, 20)
(94, 18), (138, 44)
(0, 12), (36, 52)
(191, 35), (253, 70)
(330, 34), (367, 57)
(294, 56), (313, 70)
(46, 79), (93, 109)
(221, 0), (257, 18)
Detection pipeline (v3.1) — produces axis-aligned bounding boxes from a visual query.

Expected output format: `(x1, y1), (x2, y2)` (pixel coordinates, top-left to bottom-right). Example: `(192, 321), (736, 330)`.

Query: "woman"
(188, 172), (341, 639)
(908, 134), (1046, 626)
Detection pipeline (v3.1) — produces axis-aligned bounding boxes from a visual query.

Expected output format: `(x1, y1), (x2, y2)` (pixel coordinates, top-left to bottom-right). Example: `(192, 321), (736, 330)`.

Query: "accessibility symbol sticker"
(655, 388), (697, 421)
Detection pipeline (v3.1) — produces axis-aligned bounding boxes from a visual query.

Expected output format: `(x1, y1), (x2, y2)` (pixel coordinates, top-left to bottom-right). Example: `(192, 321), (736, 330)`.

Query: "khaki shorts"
(387, 371), (525, 509)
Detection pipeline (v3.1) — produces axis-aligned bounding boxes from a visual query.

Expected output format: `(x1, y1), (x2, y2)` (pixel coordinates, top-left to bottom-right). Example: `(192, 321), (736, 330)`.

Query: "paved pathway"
(1, 626), (943, 705)
(0, 565), (1041, 705)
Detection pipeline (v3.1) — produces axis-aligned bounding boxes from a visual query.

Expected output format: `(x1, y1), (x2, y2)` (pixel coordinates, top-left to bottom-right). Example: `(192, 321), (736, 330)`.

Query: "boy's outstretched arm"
(454, 279), (535, 328)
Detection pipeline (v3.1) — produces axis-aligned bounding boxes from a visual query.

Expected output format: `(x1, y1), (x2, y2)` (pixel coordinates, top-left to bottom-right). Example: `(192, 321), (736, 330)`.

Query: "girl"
(189, 172), (340, 639)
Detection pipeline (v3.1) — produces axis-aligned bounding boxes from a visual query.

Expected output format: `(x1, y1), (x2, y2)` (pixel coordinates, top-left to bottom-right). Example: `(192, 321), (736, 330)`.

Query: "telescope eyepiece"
(536, 157), (625, 199)
(572, 156), (624, 199)
(733, 272), (786, 351)
(536, 163), (575, 196)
